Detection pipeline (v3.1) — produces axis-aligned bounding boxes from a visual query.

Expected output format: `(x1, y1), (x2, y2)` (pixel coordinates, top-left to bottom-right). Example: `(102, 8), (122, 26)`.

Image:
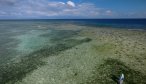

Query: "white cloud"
(105, 10), (112, 15)
(67, 1), (76, 7)
(106, 10), (112, 14)
(48, 2), (65, 7)
(0, 0), (115, 18)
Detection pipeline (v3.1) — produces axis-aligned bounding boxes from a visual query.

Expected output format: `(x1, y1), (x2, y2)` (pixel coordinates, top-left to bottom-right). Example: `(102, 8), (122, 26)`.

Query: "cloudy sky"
(0, 0), (146, 19)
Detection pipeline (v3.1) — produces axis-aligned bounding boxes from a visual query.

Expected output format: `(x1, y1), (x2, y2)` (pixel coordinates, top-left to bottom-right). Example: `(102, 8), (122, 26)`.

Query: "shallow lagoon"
(0, 20), (146, 84)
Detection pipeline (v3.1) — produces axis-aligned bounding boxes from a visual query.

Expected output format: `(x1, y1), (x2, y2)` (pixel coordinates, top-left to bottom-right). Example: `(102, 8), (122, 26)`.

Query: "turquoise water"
(0, 21), (79, 63)
(0, 21), (92, 84)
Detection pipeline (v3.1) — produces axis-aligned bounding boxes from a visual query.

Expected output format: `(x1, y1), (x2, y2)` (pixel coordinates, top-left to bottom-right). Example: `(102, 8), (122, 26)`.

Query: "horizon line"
(0, 18), (146, 20)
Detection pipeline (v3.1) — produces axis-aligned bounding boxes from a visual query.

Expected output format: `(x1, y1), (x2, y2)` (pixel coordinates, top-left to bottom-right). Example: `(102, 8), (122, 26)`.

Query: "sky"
(0, 0), (146, 19)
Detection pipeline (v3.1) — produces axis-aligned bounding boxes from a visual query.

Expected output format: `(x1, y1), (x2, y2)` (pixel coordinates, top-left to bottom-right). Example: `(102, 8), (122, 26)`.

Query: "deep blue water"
(56, 19), (146, 29)
(1, 19), (146, 29)
(82, 19), (146, 28)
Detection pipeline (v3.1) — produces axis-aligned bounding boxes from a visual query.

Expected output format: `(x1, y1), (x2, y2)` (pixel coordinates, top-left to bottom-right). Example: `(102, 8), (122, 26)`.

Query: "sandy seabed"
(0, 23), (146, 84)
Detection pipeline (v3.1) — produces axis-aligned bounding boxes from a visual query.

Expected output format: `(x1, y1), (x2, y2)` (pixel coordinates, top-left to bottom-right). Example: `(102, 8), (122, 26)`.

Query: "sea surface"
(50, 19), (146, 29)
(0, 19), (146, 68)
(0, 19), (146, 84)
(1, 19), (146, 29)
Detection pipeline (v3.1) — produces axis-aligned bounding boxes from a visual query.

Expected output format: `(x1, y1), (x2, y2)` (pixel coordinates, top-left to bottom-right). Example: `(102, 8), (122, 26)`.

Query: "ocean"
(1, 19), (146, 29)
(0, 19), (146, 84)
